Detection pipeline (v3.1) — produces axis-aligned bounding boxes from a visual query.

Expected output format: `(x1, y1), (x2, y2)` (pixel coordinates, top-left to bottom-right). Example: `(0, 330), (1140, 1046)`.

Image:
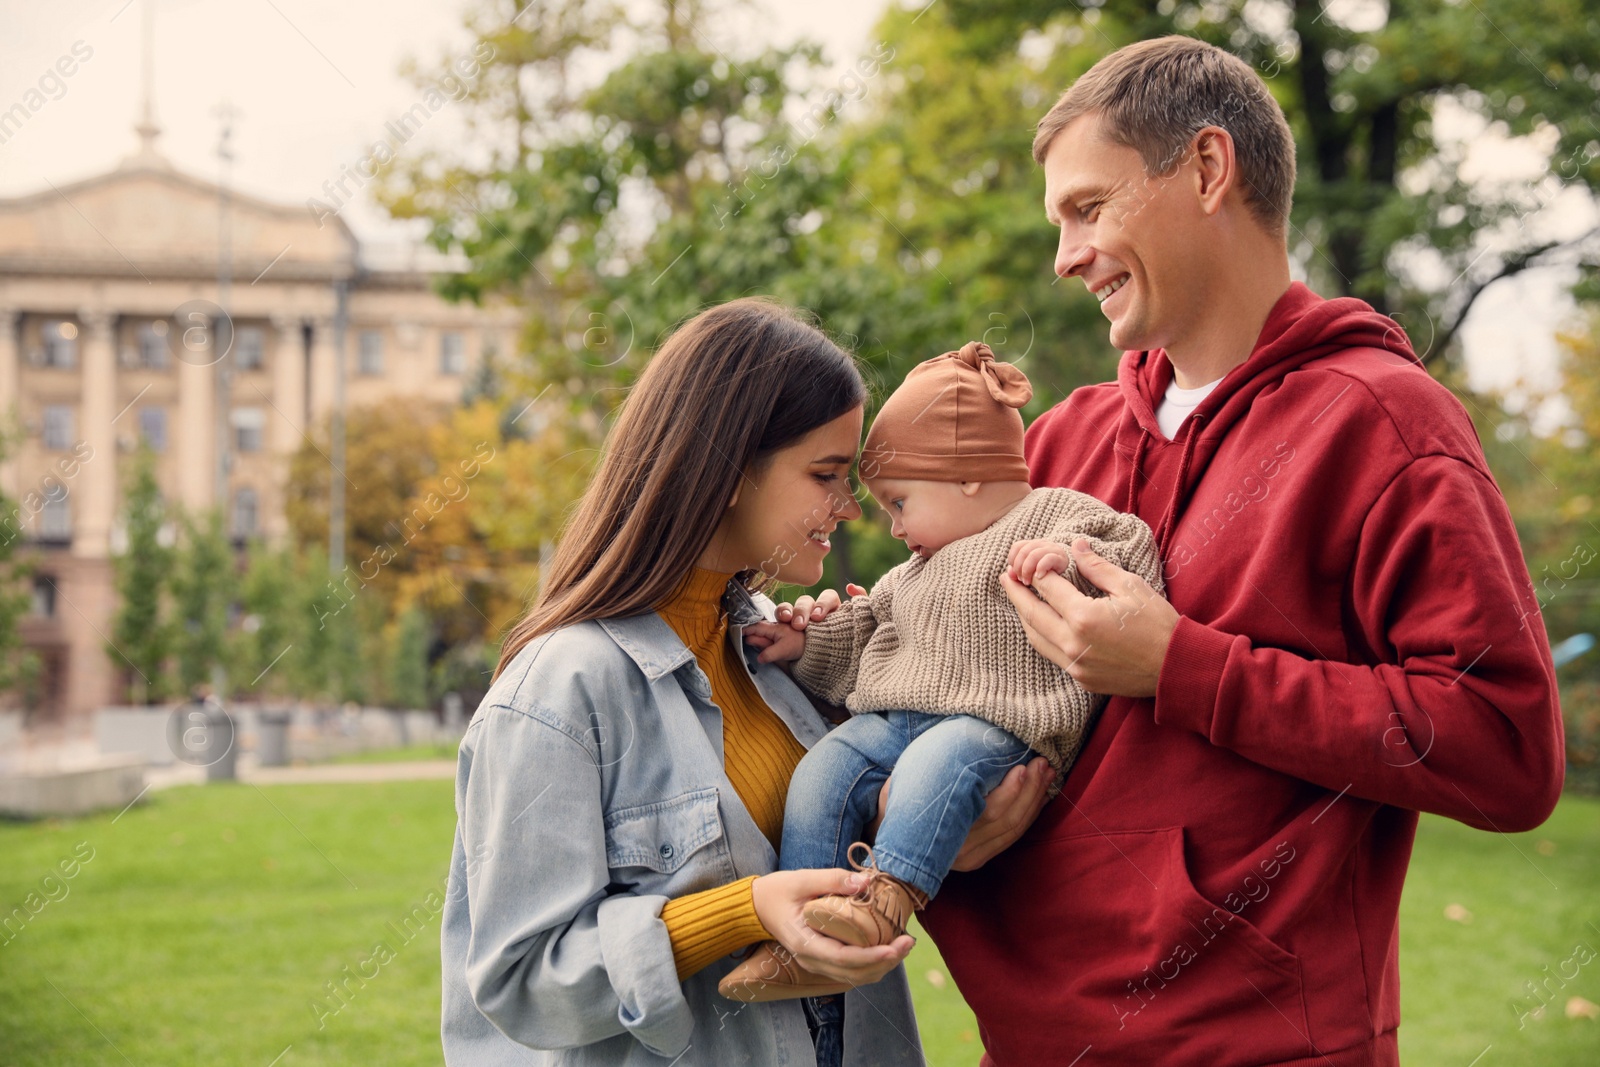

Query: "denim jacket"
(440, 581), (924, 1066)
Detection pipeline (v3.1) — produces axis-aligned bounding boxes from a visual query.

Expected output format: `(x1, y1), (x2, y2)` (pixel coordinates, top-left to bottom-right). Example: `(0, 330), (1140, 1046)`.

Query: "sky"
(0, 0), (1586, 400)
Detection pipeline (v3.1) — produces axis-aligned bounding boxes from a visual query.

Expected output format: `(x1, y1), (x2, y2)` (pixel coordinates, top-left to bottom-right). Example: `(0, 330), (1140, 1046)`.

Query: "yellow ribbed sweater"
(656, 567), (810, 979)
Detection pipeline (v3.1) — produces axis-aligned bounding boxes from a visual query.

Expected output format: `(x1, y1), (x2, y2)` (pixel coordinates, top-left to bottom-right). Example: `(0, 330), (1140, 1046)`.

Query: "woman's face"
(704, 406), (865, 585)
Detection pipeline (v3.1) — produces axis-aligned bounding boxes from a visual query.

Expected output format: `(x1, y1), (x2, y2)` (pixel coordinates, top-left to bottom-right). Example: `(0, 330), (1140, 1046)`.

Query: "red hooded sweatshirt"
(919, 282), (1565, 1066)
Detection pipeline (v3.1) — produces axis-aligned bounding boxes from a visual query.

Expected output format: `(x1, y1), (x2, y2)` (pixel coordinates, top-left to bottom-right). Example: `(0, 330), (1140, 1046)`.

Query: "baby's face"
(863, 477), (989, 560)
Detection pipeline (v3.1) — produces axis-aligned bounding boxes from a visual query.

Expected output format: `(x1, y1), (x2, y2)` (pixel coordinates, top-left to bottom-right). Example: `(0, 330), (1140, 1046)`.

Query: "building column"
(308, 315), (338, 427)
(175, 315), (216, 512)
(75, 308), (117, 560)
(269, 314), (306, 454)
(0, 308), (18, 498)
(66, 308), (120, 725)
(266, 314), (306, 542)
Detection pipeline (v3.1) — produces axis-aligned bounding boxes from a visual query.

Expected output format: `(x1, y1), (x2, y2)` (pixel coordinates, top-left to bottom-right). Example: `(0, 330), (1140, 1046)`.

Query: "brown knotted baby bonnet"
(861, 341), (1033, 483)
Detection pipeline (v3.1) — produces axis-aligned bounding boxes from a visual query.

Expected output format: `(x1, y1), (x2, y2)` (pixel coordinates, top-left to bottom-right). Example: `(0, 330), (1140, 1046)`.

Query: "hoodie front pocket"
(944, 825), (1314, 1066)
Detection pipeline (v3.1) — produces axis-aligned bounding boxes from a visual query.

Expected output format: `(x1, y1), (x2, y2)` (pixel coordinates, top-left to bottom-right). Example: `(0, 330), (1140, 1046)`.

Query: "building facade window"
(42, 405), (75, 450)
(232, 486), (258, 539)
(139, 407), (167, 452)
(41, 320), (78, 368)
(235, 325), (265, 370)
(31, 575), (56, 617)
(231, 407), (265, 453)
(440, 331), (466, 375)
(138, 321), (170, 369)
(39, 496), (71, 541)
(358, 330), (384, 376)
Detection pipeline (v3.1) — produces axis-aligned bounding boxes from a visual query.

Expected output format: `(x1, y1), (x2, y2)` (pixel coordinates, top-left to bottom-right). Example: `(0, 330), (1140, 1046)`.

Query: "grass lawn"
(0, 781), (457, 1066)
(1, 784), (1595, 1065)
(325, 742), (459, 765)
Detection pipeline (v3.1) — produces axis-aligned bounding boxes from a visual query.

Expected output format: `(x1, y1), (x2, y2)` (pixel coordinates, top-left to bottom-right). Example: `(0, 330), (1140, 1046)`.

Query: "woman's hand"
(774, 584), (867, 630)
(866, 757), (1054, 870)
(741, 621), (807, 664)
(751, 869), (913, 985)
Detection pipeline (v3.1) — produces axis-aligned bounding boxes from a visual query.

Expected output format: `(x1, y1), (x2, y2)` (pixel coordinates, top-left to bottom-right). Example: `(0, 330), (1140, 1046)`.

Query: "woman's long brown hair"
(493, 297), (866, 680)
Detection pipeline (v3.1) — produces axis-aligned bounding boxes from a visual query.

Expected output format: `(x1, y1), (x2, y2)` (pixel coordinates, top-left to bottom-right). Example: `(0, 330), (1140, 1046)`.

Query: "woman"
(440, 298), (1049, 1066)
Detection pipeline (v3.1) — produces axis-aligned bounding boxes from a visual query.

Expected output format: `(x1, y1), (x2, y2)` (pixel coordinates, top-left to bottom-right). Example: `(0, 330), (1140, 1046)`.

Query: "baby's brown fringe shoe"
(802, 843), (928, 948)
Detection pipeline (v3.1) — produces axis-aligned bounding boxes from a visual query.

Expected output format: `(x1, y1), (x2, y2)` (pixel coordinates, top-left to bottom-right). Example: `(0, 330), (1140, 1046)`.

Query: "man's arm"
(1005, 456), (1565, 832)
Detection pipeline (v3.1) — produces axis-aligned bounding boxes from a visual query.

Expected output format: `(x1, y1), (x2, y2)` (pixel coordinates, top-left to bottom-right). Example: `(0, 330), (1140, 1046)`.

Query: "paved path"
(246, 760), (456, 784)
(147, 758), (455, 791)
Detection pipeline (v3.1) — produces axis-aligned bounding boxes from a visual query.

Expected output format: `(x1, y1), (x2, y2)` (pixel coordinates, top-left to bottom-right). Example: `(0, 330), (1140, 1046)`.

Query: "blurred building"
(0, 128), (519, 723)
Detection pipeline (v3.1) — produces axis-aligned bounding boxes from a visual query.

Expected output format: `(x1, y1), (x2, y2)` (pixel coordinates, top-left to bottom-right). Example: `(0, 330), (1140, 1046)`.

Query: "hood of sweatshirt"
(1115, 282), (1415, 551)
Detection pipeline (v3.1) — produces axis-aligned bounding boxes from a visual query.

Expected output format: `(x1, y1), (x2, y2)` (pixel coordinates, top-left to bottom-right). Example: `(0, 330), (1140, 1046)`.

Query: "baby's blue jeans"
(787, 710), (1036, 1067)
(781, 710), (1036, 899)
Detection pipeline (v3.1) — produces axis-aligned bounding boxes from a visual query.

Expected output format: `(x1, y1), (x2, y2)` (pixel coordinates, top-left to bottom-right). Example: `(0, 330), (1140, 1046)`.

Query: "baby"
(719, 341), (1165, 1003)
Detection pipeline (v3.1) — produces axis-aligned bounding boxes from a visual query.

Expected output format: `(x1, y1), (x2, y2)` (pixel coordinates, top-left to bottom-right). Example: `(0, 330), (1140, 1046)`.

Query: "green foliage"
(265, 542), (389, 708)
(429, 639), (498, 714)
(1477, 309), (1600, 790)
(326, 583), (374, 707)
(375, 0), (1131, 588)
(169, 509), (233, 695)
(387, 608), (432, 711)
(836, 3), (1122, 405)
(229, 542), (301, 701)
(109, 450), (171, 703)
(0, 429), (37, 701)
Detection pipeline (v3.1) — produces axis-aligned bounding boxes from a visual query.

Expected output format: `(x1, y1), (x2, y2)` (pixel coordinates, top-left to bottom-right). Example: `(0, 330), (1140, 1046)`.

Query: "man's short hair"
(1032, 35), (1296, 235)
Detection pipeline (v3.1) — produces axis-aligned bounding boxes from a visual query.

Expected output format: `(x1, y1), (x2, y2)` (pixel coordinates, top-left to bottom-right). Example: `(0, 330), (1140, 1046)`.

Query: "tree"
(109, 448), (171, 703)
(938, 0), (1600, 363)
(169, 509), (233, 695)
(387, 607), (432, 710)
(1471, 307), (1600, 790)
(389, 398), (584, 645)
(377, 1), (968, 588)
(230, 541), (299, 701)
(1490, 311), (1600, 643)
(279, 542), (341, 703)
(284, 397), (451, 593)
(0, 430), (38, 702)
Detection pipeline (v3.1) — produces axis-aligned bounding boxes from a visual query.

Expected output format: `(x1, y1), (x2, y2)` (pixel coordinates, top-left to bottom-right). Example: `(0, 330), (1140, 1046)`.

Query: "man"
(918, 35), (1565, 1066)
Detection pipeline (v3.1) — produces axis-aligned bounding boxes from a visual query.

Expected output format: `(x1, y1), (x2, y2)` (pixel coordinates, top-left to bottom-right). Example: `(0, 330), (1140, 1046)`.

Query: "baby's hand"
(1006, 539), (1073, 586)
(773, 584), (867, 630)
(742, 621), (808, 664)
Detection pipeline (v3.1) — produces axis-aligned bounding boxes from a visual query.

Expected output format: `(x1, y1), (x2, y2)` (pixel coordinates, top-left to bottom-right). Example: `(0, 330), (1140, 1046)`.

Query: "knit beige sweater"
(792, 488), (1165, 771)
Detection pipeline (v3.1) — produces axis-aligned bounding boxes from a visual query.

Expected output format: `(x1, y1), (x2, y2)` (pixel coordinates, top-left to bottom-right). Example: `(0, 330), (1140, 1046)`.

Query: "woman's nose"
(835, 491), (862, 520)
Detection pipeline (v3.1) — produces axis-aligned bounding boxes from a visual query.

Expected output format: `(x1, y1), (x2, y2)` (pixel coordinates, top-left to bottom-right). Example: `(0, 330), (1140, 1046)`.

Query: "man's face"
(1042, 113), (1203, 354)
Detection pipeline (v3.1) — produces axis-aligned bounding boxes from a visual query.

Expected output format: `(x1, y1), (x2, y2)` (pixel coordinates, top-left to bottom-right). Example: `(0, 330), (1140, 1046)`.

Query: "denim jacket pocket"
(604, 786), (729, 884)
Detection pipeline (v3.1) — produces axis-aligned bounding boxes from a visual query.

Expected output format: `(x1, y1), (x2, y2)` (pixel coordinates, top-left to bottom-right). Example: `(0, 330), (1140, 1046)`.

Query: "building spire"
(128, 0), (166, 165)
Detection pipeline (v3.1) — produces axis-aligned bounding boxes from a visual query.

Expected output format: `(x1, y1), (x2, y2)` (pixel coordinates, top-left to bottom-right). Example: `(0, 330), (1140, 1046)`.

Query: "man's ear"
(960, 481), (984, 497)
(1191, 125), (1237, 218)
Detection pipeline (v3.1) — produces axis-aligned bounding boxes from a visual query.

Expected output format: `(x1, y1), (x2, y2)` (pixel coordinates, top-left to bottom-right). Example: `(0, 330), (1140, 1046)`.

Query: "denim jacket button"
(659, 843), (674, 860)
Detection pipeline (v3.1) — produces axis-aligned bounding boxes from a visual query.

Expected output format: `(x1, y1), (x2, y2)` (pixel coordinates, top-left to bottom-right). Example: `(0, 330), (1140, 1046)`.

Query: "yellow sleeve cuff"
(660, 875), (771, 981)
